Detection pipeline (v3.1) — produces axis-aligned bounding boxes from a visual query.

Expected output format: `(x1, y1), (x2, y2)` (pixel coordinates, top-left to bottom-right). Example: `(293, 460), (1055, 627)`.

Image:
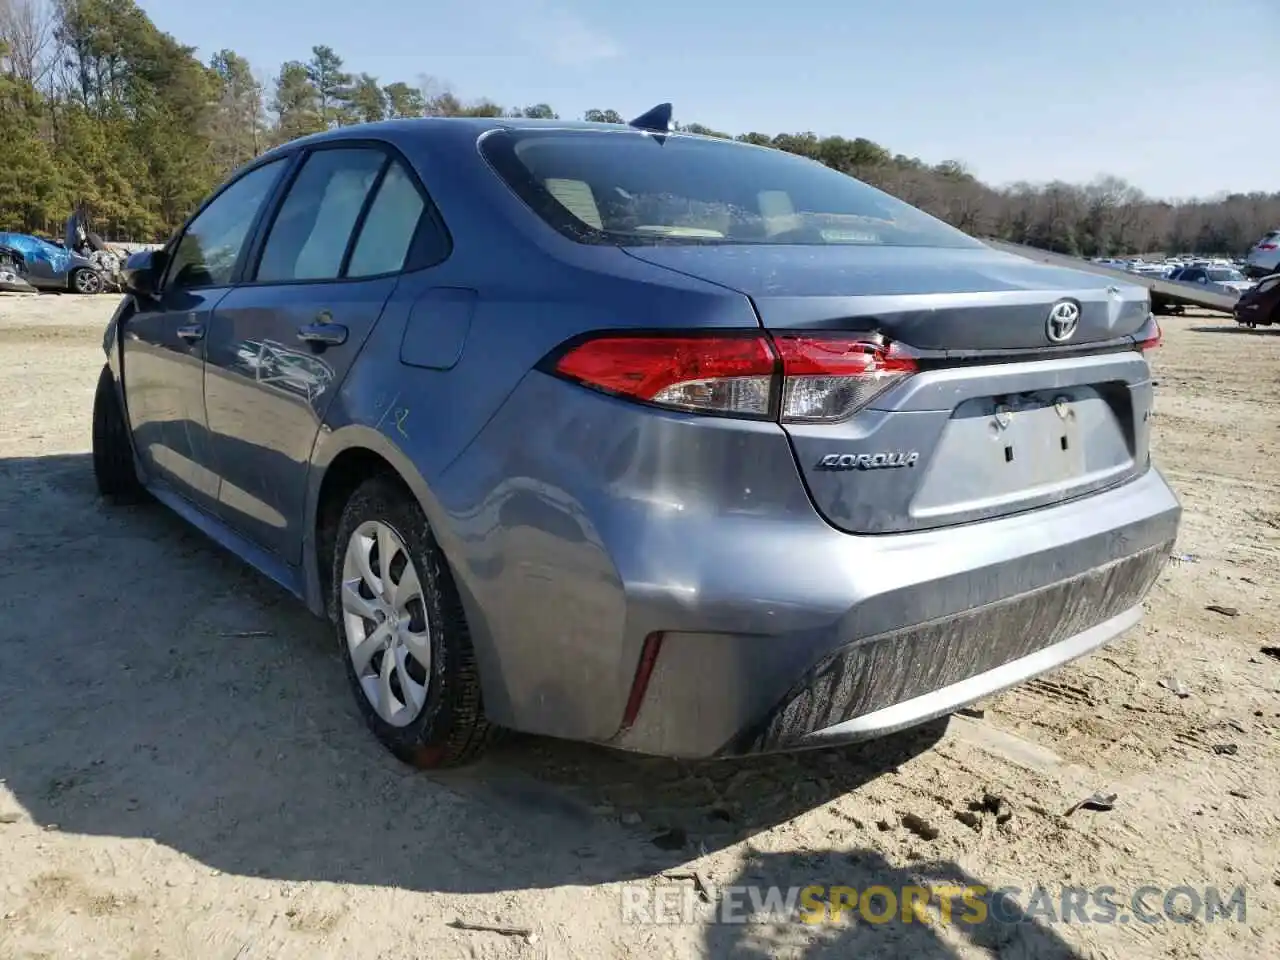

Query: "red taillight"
(553, 333), (777, 416)
(551, 331), (917, 423)
(773, 335), (918, 422)
(1259, 243), (1277, 251)
(1136, 316), (1162, 351)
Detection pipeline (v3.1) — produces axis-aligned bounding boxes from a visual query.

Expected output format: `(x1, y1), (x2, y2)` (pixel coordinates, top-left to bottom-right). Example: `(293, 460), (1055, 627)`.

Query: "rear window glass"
(480, 129), (981, 249)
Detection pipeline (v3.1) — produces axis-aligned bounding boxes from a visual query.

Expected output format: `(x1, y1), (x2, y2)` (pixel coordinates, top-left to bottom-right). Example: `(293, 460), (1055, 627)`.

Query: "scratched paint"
(372, 393), (399, 430)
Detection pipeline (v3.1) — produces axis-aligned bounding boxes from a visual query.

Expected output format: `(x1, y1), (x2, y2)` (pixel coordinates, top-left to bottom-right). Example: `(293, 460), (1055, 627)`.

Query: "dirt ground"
(0, 292), (1276, 960)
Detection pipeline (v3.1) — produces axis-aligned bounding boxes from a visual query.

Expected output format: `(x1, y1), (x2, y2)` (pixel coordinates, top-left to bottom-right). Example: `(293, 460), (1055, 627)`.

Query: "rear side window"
(167, 159), (287, 290)
(256, 148), (385, 282)
(480, 129), (981, 249)
(346, 161), (426, 277)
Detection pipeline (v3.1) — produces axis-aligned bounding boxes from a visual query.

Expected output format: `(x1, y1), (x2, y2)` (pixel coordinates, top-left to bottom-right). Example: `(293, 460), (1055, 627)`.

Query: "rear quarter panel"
(304, 124), (765, 733)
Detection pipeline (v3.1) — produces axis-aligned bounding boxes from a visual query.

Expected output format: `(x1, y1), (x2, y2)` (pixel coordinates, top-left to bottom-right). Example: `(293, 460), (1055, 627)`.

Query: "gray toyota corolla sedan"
(92, 108), (1180, 767)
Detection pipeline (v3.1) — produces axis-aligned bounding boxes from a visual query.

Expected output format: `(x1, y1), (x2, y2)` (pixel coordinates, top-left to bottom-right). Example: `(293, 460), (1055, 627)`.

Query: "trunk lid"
(624, 243), (1155, 534)
(623, 244), (1151, 348)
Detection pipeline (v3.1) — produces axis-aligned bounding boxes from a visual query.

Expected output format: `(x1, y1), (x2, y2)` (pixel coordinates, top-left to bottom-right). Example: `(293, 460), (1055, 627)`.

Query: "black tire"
(92, 365), (147, 502)
(71, 267), (102, 295)
(331, 476), (491, 768)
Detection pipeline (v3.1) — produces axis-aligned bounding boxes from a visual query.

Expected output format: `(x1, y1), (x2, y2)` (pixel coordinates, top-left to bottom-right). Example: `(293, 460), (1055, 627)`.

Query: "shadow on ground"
(1188, 324), (1278, 335)
(703, 851), (1083, 958)
(0, 452), (953, 897)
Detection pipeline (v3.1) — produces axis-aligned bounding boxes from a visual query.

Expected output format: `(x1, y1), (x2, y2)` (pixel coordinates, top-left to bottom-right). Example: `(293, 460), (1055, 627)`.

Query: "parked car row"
(1090, 235), (1280, 300)
(1092, 254), (1244, 279)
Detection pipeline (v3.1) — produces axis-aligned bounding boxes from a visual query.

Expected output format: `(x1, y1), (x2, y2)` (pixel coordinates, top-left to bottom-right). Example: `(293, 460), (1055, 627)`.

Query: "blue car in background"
(0, 231), (103, 293)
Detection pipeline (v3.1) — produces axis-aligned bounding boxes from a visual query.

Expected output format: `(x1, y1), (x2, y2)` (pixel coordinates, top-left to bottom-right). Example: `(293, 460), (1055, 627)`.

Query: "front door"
(204, 146), (431, 561)
(120, 158), (289, 512)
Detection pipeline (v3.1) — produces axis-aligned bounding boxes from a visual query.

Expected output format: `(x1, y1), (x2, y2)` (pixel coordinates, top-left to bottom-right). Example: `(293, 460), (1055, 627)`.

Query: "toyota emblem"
(1046, 300), (1081, 343)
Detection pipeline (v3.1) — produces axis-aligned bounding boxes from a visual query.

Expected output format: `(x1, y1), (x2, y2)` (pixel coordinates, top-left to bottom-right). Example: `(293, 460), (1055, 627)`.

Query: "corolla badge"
(1046, 300), (1081, 343)
(817, 451), (919, 470)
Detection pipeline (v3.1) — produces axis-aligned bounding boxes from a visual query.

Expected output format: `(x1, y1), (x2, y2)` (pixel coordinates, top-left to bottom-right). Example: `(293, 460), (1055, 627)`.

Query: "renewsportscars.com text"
(621, 882), (1247, 927)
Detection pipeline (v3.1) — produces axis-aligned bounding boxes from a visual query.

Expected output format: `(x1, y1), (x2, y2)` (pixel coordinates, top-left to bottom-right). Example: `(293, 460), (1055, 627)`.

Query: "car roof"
(252, 116), (736, 166)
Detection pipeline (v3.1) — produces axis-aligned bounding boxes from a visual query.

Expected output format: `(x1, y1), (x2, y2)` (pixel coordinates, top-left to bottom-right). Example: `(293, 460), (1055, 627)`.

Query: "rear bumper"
(610, 467), (1179, 758)
(790, 604), (1140, 748)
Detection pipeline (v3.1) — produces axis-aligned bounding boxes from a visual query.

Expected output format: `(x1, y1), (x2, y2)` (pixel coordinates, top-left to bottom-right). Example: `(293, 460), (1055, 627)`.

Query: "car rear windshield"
(480, 128), (982, 249)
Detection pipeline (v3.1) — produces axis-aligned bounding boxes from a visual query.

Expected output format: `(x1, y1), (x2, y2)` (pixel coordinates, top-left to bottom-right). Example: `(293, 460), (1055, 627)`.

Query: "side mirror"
(122, 248), (166, 299)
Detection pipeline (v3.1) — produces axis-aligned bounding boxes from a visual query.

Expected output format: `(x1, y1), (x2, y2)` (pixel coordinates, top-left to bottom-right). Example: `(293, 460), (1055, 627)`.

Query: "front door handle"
(297, 320), (348, 347)
(176, 322), (204, 342)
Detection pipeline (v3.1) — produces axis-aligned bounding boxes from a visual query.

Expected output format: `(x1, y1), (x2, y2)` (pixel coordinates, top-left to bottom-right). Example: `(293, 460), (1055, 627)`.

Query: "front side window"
(167, 159), (287, 290)
(480, 129), (982, 249)
(255, 148), (386, 282)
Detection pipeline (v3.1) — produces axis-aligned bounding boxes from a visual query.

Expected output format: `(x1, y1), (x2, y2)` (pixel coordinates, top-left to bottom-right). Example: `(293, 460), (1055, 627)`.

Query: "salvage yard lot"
(0, 294), (1277, 960)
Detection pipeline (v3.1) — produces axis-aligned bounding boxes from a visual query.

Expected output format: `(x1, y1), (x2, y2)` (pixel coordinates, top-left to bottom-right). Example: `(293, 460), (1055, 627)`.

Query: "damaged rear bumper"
(734, 544), (1166, 754)
(609, 467), (1180, 759)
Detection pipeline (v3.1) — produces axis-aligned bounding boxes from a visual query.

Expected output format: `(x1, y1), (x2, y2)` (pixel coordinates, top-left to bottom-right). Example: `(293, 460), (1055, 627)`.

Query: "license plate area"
(910, 388), (1134, 519)
(990, 396), (1087, 483)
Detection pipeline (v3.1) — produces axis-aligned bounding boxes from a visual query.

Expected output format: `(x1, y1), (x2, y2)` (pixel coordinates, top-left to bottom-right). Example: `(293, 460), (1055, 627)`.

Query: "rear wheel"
(331, 476), (491, 768)
(71, 267), (102, 295)
(92, 365), (146, 502)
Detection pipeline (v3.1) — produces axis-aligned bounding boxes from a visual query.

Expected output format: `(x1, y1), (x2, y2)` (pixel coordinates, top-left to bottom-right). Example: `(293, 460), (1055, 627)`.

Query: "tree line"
(2, 0), (1276, 254)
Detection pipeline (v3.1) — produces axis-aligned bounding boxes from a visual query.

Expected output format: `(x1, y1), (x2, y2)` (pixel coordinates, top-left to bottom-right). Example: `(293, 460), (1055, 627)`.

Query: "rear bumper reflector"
(619, 632), (665, 731)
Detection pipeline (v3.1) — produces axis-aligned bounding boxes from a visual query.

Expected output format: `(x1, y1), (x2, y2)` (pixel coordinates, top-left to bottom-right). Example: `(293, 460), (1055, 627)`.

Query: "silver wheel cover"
(340, 520), (432, 727)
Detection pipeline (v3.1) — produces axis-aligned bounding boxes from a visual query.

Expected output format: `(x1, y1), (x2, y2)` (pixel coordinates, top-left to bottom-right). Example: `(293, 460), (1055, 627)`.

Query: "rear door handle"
(176, 322), (204, 342)
(297, 320), (348, 347)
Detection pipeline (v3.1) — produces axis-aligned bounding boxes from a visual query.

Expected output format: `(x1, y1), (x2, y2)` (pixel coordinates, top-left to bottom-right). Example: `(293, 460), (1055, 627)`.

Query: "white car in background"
(1245, 230), (1280, 279)
(1091, 257), (1131, 270)
(1169, 265), (1256, 297)
(1129, 261), (1171, 278)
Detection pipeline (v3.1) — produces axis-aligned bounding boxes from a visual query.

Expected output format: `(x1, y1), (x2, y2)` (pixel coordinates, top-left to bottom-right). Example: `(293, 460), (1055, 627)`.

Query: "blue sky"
(136, 0), (1277, 200)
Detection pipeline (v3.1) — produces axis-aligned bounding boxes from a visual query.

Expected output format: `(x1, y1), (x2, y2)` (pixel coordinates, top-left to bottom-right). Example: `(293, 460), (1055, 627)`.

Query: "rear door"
(120, 158), (289, 512)
(203, 143), (433, 561)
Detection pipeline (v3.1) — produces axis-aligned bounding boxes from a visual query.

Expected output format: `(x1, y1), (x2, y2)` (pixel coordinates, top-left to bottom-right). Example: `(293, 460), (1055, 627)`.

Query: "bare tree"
(0, 0), (55, 87)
